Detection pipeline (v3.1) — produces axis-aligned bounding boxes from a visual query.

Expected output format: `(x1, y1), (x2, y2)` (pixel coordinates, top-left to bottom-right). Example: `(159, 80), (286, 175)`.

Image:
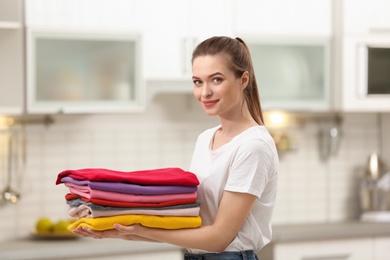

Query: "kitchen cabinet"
(339, 0), (390, 112)
(235, 0), (332, 37)
(269, 238), (372, 260)
(25, 0), (146, 114)
(26, 28), (144, 114)
(235, 0), (333, 111)
(264, 237), (390, 260)
(23, 0), (335, 111)
(0, 0), (24, 115)
(0, 238), (184, 260)
(25, 0), (236, 108)
(143, 0), (235, 80)
(246, 36), (331, 111)
(258, 222), (390, 260)
(139, 0), (187, 81)
(373, 237), (390, 260)
(341, 35), (390, 112)
(71, 250), (183, 260)
(146, 0), (334, 109)
(25, 0), (144, 30)
(143, 0), (235, 101)
(343, 0), (390, 35)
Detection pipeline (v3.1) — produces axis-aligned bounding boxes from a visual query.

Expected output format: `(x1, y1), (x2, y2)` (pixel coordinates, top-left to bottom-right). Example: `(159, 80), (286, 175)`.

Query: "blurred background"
(1, 0), (390, 259)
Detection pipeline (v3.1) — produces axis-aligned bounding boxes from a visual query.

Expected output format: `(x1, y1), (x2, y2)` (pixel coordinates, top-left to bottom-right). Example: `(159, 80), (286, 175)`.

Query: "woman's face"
(192, 55), (247, 117)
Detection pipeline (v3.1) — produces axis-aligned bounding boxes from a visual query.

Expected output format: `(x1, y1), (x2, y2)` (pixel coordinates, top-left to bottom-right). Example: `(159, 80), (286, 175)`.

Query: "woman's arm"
(75, 190), (256, 252)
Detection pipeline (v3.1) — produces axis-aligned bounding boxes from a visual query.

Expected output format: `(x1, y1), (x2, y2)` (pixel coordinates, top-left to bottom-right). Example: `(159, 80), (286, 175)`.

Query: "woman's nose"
(201, 84), (212, 98)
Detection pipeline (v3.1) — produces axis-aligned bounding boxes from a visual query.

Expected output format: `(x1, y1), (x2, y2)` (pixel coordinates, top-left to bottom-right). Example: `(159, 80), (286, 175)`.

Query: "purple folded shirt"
(61, 176), (198, 195)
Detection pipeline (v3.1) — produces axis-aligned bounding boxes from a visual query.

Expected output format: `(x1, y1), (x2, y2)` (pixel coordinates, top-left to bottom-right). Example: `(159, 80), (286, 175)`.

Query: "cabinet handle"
(369, 28), (390, 34)
(181, 37), (198, 75)
(302, 253), (350, 260)
(181, 37), (189, 74)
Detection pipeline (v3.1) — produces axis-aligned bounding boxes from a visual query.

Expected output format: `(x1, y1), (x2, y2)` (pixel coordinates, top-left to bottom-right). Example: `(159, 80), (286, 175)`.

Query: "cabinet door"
(274, 241), (321, 260)
(246, 37), (331, 111)
(25, 0), (143, 30)
(143, 0), (235, 80)
(188, 0), (235, 40)
(70, 250), (183, 260)
(373, 237), (390, 260)
(274, 238), (372, 260)
(236, 0), (332, 37)
(140, 0), (188, 80)
(343, 0), (390, 35)
(341, 35), (390, 112)
(0, 0), (24, 115)
(25, 1), (146, 114)
(143, 0), (236, 101)
(26, 29), (144, 114)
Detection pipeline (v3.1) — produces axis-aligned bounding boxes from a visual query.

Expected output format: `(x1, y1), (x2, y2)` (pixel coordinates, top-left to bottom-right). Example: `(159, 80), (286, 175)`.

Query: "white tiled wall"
(0, 95), (389, 241)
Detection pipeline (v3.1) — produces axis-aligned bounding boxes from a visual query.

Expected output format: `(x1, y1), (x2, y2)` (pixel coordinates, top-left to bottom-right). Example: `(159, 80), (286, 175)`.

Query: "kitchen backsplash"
(0, 94), (389, 241)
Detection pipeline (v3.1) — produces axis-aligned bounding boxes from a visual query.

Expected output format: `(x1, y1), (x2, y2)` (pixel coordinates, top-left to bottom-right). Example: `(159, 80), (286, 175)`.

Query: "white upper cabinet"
(247, 36), (331, 112)
(143, 0), (236, 100)
(343, 0), (390, 35)
(341, 35), (390, 112)
(340, 0), (390, 112)
(235, 0), (333, 111)
(187, 0), (235, 40)
(25, 0), (143, 30)
(139, 0), (188, 80)
(26, 29), (143, 114)
(235, 0), (332, 37)
(143, 0), (235, 80)
(25, 0), (145, 113)
(0, 0), (24, 115)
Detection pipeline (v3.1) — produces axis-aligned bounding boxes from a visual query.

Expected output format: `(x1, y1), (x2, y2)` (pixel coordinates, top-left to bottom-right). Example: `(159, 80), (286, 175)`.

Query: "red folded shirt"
(56, 167), (199, 186)
(65, 193), (197, 208)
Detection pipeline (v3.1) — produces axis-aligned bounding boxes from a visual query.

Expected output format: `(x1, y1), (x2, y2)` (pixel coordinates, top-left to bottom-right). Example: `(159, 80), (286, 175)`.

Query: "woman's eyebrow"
(192, 72), (224, 80)
(209, 72), (224, 78)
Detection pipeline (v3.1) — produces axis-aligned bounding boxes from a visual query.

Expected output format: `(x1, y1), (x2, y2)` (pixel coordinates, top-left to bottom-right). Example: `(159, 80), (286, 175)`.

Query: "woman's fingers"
(72, 227), (104, 239)
(114, 223), (137, 233)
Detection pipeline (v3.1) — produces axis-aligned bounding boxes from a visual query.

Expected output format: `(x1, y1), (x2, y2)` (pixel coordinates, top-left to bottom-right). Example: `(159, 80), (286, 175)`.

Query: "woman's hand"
(72, 224), (156, 242)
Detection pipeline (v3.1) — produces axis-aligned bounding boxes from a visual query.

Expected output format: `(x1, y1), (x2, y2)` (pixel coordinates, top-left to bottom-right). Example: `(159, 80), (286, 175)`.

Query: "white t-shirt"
(188, 125), (279, 254)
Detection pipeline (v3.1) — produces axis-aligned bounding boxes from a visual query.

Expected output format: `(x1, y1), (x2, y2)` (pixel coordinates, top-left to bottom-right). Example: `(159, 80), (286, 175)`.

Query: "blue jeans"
(184, 250), (259, 260)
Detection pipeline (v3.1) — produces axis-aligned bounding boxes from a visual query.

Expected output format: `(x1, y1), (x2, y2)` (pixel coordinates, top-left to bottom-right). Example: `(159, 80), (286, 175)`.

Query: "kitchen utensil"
(0, 133), (20, 205)
(318, 125), (341, 161)
(360, 180), (390, 212)
(360, 158), (390, 218)
(365, 153), (385, 181)
(377, 171), (390, 190)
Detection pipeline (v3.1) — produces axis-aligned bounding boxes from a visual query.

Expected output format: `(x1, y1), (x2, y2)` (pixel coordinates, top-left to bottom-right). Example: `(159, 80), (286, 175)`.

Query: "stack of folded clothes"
(55, 167), (202, 231)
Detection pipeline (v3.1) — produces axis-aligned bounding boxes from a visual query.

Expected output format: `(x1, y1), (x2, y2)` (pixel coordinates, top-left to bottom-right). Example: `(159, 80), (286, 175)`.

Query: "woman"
(73, 36), (279, 260)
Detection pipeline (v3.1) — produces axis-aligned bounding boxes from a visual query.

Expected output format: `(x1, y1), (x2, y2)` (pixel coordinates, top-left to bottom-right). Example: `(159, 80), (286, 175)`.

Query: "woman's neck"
(218, 117), (257, 136)
(217, 104), (258, 137)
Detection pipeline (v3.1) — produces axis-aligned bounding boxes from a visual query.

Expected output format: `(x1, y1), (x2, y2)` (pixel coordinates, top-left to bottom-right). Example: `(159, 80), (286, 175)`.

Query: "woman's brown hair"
(192, 36), (264, 125)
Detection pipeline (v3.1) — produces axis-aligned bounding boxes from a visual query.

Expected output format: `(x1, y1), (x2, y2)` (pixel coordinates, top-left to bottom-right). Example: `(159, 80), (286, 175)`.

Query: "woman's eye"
(193, 80), (202, 85)
(212, 77), (222, 83)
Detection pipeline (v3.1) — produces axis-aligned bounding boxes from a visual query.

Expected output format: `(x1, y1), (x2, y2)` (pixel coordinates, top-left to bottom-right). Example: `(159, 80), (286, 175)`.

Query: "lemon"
(53, 220), (72, 234)
(36, 217), (54, 234)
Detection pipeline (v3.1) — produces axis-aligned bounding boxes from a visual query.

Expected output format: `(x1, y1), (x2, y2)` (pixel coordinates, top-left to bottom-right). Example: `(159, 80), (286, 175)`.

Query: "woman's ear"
(241, 71), (250, 90)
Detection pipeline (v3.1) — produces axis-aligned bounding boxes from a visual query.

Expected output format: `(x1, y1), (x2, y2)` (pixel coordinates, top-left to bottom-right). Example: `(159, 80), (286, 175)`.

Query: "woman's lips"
(202, 100), (219, 108)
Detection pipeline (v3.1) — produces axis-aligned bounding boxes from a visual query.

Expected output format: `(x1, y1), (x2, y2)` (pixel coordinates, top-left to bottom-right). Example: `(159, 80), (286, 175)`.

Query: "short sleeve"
(224, 139), (275, 198)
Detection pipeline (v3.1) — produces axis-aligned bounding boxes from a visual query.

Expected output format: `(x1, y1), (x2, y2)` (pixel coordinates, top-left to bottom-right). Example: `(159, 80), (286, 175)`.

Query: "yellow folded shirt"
(68, 214), (202, 231)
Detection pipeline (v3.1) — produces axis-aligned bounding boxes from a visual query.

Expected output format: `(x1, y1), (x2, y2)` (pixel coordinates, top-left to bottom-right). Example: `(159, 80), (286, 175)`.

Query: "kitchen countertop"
(271, 221), (390, 243)
(1, 221), (389, 260)
(0, 237), (183, 260)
